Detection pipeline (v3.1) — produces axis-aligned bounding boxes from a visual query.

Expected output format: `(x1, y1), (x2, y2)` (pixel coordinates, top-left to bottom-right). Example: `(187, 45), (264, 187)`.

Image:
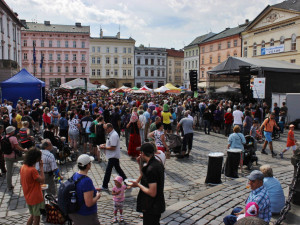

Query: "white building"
(134, 46), (167, 89)
(0, 0), (23, 82)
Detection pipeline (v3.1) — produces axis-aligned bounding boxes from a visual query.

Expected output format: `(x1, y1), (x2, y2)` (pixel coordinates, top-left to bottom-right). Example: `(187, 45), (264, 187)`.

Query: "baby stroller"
(165, 133), (182, 156)
(53, 136), (78, 164)
(243, 135), (258, 170)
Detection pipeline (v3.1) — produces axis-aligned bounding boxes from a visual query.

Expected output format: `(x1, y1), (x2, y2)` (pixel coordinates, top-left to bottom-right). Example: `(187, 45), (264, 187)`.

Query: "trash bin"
(205, 152), (224, 185)
(225, 148), (242, 178)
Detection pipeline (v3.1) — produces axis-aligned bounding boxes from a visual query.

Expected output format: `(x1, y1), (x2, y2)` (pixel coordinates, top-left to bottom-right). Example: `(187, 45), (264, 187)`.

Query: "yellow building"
(89, 30), (135, 88)
(242, 0), (300, 65)
(166, 49), (184, 86)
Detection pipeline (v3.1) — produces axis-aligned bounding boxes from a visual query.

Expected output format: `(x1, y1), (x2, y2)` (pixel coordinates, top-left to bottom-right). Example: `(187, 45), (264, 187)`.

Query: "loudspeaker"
(239, 66), (252, 100)
(189, 70), (198, 91)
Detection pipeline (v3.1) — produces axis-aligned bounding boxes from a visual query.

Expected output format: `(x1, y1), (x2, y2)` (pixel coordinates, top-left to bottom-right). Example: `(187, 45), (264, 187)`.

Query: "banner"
(261, 45), (284, 55)
(253, 78), (265, 99)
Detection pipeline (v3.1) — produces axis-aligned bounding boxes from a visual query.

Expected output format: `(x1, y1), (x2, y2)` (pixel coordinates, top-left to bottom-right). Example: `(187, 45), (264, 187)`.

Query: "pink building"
(21, 20), (90, 88)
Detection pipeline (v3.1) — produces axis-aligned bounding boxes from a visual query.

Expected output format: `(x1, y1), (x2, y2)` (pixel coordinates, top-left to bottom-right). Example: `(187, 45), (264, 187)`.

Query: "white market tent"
(154, 86), (170, 93)
(60, 78), (97, 91)
(140, 85), (153, 91)
(99, 84), (109, 90)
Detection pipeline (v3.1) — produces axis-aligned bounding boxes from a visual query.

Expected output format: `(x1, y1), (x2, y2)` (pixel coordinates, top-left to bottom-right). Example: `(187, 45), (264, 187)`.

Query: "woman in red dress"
(127, 108), (141, 158)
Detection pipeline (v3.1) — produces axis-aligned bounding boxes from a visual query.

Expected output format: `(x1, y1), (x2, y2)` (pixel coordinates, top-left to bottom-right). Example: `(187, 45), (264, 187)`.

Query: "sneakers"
(272, 152), (277, 157)
(280, 153), (283, 159)
(100, 186), (109, 191)
(261, 150), (268, 155)
(120, 215), (124, 222)
(112, 217), (118, 223)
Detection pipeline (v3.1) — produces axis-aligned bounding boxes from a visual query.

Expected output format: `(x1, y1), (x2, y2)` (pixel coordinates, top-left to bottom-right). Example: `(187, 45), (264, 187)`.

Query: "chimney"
(245, 19), (249, 24)
(44, 21), (50, 26)
(14, 12), (18, 17)
(100, 28), (103, 38)
(75, 22), (81, 27)
(225, 27), (230, 30)
(116, 31), (120, 39)
(20, 19), (26, 26)
(171, 48), (175, 50)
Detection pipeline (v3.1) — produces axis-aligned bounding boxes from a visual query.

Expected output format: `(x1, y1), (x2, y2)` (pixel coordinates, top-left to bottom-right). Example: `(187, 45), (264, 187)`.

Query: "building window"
(137, 83), (141, 88)
(114, 47), (117, 53)
(92, 57), (95, 64)
(169, 68), (172, 74)
(106, 69), (110, 76)
(57, 54), (61, 60)
(244, 47), (247, 57)
(73, 66), (77, 73)
(253, 43), (257, 56)
(137, 58), (141, 65)
(195, 60), (198, 68)
(218, 43), (221, 50)
(57, 40), (60, 47)
(115, 69), (119, 76)
(128, 58), (131, 64)
(92, 69), (95, 76)
(234, 40), (238, 47)
(157, 59), (160, 65)
(123, 48), (126, 53)
(209, 56), (212, 63)
(162, 70), (165, 77)
(73, 54), (76, 60)
(23, 53), (27, 60)
(189, 51), (191, 57)
(227, 41), (231, 48)
(82, 67), (85, 73)
(196, 49), (198, 55)
(185, 62), (187, 69)
(162, 60), (165, 66)
(192, 61), (194, 68)
(65, 54), (69, 60)
(291, 34), (297, 51)
(123, 58), (126, 64)
(97, 69), (100, 76)
(23, 40), (27, 47)
(210, 45), (213, 52)
(145, 70), (148, 76)
(106, 57), (110, 64)
(202, 47), (205, 53)
(49, 66), (53, 73)
(82, 54), (85, 61)
(81, 41), (85, 48)
(128, 48), (131, 53)
(123, 70), (126, 76)
(279, 36), (285, 45)
(41, 40), (44, 47)
(218, 55), (221, 63)
(261, 40), (265, 48)
(137, 70), (141, 76)
(49, 53), (53, 60)
(202, 57), (204, 64)
(49, 40), (52, 47)
(65, 41), (68, 48)
(151, 59), (154, 65)
(97, 57), (100, 64)
(73, 41), (76, 48)
(188, 61), (190, 69)
(92, 47), (95, 52)
(114, 57), (118, 64)
(270, 38), (274, 46)
(291, 59), (296, 63)
(65, 66), (69, 73)
(145, 59), (148, 65)
(234, 52), (237, 57)
(201, 71), (204, 78)
(128, 70), (131, 76)
(106, 47), (110, 53)
(57, 66), (61, 73)
(192, 50), (194, 56)
(185, 52), (188, 57)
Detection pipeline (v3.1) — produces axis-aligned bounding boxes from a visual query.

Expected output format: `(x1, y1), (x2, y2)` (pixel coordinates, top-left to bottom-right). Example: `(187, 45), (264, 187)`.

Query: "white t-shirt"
(139, 114), (146, 129)
(105, 130), (121, 159)
(155, 150), (166, 165)
(233, 110), (243, 125)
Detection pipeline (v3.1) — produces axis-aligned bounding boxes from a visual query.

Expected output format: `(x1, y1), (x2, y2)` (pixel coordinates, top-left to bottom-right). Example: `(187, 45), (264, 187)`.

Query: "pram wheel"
(71, 153), (78, 162)
(247, 161), (253, 170)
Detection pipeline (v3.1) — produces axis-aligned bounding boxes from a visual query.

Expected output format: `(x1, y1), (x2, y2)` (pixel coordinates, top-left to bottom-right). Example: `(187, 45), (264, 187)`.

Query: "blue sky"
(7, 0), (281, 49)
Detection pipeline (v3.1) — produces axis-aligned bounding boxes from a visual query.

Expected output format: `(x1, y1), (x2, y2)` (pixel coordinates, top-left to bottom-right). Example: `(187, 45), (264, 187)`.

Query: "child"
(112, 176), (128, 223)
(280, 124), (297, 158)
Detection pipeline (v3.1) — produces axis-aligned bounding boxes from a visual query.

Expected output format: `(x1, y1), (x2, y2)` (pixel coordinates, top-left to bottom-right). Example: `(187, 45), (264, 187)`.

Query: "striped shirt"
(35, 150), (57, 173)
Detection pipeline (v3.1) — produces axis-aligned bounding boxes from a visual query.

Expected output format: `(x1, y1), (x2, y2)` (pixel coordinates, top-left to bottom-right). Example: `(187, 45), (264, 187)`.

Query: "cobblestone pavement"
(0, 129), (299, 224)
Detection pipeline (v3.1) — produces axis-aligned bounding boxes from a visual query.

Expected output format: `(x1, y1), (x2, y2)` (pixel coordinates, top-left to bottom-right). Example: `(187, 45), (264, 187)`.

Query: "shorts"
(264, 131), (272, 143)
(114, 201), (124, 211)
(91, 137), (98, 147)
(69, 130), (79, 141)
(83, 133), (92, 143)
(28, 201), (45, 216)
(163, 123), (172, 131)
(286, 145), (297, 151)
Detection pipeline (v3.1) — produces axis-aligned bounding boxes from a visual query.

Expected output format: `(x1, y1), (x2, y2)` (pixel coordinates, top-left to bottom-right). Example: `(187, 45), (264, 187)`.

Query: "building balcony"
(0, 59), (20, 69)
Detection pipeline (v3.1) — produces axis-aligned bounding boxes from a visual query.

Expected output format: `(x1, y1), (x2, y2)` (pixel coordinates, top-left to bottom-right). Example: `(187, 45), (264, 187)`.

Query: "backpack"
(89, 121), (96, 133)
(1, 136), (13, 155)
(57, 174), (86, 215)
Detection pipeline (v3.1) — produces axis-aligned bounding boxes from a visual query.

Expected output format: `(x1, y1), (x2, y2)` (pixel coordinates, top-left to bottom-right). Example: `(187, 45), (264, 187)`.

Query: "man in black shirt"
(30, 106), (40, 132)
(110, 107), (121, 136)
(80, 111), (94, 154)
(132, 143), (165, 225)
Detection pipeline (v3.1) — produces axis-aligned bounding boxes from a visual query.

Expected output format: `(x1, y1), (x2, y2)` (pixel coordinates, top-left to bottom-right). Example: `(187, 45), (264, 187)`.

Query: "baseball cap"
(6, 126), (16, 134)
(247, 170), (264, 181)
(77, 154), (94, 166)
(114, 176), (123, 184)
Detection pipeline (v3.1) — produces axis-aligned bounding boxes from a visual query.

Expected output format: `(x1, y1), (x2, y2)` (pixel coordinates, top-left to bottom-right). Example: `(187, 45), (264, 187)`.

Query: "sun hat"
(77, 154), (94, 166)
(245, 202), (259, 217)
(114, 176), (123, 184)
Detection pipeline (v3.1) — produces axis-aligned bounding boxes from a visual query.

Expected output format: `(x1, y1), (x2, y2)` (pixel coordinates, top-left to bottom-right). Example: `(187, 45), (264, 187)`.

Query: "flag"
(40, 54), (44, 68)
(33, 41), (36, 65)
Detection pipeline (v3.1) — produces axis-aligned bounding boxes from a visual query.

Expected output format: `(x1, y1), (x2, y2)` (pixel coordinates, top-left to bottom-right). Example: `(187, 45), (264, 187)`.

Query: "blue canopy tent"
(1, 68), (45, 105)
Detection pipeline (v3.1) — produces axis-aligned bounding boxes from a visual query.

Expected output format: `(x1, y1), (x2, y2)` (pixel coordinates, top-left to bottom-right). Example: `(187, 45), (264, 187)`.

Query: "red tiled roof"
(166, 49), (184, 57)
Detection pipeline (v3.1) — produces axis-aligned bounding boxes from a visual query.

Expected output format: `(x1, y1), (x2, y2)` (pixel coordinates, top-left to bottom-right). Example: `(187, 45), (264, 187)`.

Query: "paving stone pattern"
(0, 129), (298, 224)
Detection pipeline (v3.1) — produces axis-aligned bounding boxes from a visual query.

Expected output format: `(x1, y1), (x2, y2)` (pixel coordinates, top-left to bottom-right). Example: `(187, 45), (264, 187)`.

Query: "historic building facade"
(21, 21), (90, 88)
(199, 22), (248, 88)
(0, 0), (23, 82)
(89, 30), (135, 88)
(166, 48), (184, 86)
(183, 32), (214, 89)
(134, 47), (167, 89)
(242, 0), (300, 65)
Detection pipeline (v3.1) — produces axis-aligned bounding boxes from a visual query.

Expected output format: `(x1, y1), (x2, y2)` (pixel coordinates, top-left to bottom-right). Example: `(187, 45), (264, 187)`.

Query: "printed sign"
(253, 78), (265, 99)
(261, 45), (284, 55)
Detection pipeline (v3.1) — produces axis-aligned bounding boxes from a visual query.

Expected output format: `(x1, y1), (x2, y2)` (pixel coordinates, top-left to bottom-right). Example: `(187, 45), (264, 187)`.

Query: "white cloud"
(7, 0), (281, 48)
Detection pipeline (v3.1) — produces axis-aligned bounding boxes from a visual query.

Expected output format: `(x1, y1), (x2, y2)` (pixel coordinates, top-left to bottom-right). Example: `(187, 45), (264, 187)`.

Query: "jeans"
(182, 133), (193, 153)
(143, 213), (161, 225)
(102, 158), (127, 189)
(204, 120), (210, 134)
(225, 124), (232, 136)
(5, 156), (23, 189)
(223, 207), (243, 225)
(140, 128), (145, 144)
(44, 173), (56, 196)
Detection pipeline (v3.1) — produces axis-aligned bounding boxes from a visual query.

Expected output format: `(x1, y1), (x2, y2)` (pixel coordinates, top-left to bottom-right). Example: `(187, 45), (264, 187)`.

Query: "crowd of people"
(0, 89), (294, 224)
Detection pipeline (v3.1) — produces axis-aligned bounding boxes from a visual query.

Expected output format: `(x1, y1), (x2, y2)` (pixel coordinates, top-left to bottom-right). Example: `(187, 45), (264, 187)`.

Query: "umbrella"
(215, 85), (240, 93)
